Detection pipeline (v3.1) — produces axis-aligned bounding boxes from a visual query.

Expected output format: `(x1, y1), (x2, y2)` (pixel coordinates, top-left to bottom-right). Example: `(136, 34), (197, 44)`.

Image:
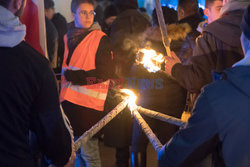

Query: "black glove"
(64, 70), (86, 85)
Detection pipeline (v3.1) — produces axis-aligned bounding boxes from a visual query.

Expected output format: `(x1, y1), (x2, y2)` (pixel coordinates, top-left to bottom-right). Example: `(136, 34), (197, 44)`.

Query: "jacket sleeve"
(171, 32), (218, 93)
(158, 89), (219, 167)
(31, 63), (73, 166)
(64, 36), (115, 85)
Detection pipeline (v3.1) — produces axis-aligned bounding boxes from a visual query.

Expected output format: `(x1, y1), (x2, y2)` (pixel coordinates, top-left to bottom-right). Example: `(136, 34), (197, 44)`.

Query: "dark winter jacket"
(126, 33), (187, 152)
(177, 13), (202, 64)
(51, 13), (68, 73)
(45, 17), (58, 67)
(159, 65), (250, 167)
(103, 9), (150, 147)
(62, 22), (114, 136)
(172, 10), (245, 93)
(0, 42), (73, 167)
(132, 65), (187, 152)
(129, 25), (187, 151)
(0, 6), (72, 167)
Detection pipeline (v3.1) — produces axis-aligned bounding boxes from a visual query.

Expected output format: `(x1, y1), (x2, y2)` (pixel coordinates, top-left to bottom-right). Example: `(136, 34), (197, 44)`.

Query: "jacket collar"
(234, 50), (250, 67)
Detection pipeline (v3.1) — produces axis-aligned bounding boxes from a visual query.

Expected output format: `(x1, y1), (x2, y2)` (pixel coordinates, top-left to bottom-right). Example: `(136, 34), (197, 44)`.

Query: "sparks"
(120, 89), (138, 111)
(137, 48), (165, 73)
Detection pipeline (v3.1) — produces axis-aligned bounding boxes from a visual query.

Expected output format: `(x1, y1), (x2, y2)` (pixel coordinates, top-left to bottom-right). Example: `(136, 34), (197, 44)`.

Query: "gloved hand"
(64, 69), (96, 85)
(64, 70), (86, 85)
(64, 70), (75, 82)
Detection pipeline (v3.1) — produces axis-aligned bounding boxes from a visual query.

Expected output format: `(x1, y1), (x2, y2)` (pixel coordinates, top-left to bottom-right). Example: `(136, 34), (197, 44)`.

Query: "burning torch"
(121, 89), (186, 152)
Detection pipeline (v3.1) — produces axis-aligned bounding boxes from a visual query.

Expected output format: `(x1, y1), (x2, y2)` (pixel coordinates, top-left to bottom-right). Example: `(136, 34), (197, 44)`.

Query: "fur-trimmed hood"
(143, 23), (192, 42)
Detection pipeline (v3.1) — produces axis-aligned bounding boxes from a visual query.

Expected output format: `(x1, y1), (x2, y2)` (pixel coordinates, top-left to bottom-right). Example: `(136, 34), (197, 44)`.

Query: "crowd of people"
(0, 0), (250, 166)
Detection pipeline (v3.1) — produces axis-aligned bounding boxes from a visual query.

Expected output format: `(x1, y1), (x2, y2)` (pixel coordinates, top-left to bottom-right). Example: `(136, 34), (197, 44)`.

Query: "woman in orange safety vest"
(60, 0), (114, 166)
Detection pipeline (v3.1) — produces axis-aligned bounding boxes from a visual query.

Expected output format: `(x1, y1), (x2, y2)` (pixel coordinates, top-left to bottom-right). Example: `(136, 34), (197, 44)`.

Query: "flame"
(121, 89), (137, 111)
(137, 49), (164, 73)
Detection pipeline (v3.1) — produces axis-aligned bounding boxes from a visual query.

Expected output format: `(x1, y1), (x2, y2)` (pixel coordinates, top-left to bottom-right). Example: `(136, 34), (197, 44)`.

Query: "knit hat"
(241, 5), (250, 40)
(114, 0), (138, 12)
(152, 6), (177, 26)
(104, 4), (119, 20)
(44, 0), (54, 9)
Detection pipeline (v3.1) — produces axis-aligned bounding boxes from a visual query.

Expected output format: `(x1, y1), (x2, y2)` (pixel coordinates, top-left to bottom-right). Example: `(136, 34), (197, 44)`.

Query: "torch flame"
(137, 49), (164, 73)
(121, 89), (138, 111)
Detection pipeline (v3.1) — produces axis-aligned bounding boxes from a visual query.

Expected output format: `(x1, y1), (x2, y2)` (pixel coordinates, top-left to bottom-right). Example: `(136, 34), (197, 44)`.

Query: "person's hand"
(48, 151), (76, 167)
(64, 70), (74, 82)
(165, 51), (181, 76)
(64, 151), (76, 167)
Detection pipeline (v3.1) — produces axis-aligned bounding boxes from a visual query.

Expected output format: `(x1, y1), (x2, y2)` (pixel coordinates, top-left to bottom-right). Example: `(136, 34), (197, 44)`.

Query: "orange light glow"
(137, 49), (164, 73)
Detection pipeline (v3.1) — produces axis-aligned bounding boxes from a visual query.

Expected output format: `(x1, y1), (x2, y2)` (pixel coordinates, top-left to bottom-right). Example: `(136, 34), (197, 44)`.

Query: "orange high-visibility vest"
(60, 30), (110, 111)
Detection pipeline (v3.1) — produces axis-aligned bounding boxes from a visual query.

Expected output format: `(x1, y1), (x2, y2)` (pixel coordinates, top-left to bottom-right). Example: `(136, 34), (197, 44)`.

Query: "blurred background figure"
(176, 0), (202, 63)
(103, 4), (118, 36)
(197, 0), (223, 35)
(138, 7), (151, 23)
(152, 6), (177, 26)
(204, 0), (223, 24)
(44, 0), (58, 68)
(51, 11), (68, 75)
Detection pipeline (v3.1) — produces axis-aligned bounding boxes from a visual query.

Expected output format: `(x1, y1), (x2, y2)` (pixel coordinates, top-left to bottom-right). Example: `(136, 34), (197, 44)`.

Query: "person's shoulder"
(200, 75), (232, 105)
(17, 41), (50, 67)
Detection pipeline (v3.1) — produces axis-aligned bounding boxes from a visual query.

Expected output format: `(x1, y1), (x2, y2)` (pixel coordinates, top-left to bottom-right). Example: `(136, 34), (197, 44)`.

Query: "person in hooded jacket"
(165, 0), (250, 94)
(158, 5), (250, 167)
(176, 0), (203, 64)
(60, 0), (114, 166)
(0, 0), (74, 166)
(102, 4), (118, 36)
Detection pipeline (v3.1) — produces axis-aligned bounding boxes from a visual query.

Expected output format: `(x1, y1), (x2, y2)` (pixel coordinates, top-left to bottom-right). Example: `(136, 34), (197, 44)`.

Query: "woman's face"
(74, 3), (95, 29)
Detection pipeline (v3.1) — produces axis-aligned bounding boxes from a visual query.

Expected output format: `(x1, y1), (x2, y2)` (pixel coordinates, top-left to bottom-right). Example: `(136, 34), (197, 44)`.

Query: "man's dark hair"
(139, 7), (147, 13)
(206, 0), (223, 8)
(104, 4), (118, 20)
(71, 0), (95, 13)
(178, 0), (199, 15)
(114, 0), (138, 13)
(152, 7), (177, 25)
(44, 0), (55, 9)
(0, 0), (11, 8)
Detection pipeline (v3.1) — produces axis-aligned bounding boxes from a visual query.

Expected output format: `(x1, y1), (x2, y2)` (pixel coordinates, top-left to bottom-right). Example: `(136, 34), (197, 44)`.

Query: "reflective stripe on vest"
(60, 30), (109, 111)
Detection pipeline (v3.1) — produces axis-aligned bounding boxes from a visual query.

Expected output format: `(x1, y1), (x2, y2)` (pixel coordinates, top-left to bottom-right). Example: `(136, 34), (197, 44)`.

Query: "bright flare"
(121, 89), (137, 111)
(137, 49), (164, 73)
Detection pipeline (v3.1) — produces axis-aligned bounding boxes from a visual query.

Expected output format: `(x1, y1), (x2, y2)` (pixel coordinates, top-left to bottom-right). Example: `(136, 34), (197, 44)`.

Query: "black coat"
(131, 37), (187, 152)
(0, 42), (72, 167)
(51, 13), (68, 73)
(45, 17), (58, 64)
(103, 9), (150, 148)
